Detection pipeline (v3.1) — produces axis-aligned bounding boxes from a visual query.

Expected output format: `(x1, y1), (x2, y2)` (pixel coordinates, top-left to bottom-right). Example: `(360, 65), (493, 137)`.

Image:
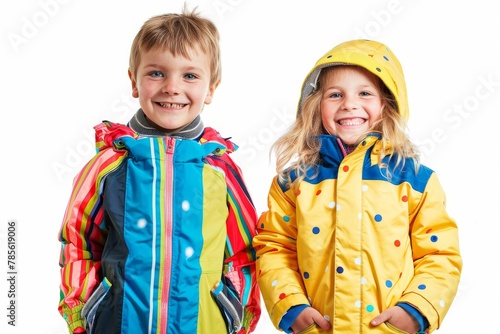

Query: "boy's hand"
(370, 306), (419, 333)
(291, 307), (331, 333)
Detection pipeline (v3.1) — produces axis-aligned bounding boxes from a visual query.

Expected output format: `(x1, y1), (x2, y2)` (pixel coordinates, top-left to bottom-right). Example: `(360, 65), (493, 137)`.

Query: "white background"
(1, 0), (499, 333)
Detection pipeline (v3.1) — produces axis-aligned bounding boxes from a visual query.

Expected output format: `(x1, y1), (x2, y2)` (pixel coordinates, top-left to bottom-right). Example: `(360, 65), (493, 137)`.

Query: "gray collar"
(128, 109), (204, 139)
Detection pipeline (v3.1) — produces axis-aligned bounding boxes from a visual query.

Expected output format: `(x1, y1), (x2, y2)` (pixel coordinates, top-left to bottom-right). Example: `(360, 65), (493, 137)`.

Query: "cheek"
(321, 104), (335, 123)
(138, 79), (159, 95)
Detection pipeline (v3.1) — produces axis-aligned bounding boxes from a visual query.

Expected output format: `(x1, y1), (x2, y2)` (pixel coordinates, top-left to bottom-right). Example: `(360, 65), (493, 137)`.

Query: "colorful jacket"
(253, 40), (462, 333)
(58, 121), (261, 334)
(253, 135), (462, 333)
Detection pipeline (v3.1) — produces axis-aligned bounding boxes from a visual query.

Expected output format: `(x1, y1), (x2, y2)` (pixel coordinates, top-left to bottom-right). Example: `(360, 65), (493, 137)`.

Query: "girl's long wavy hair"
(273, 65), (420, 186)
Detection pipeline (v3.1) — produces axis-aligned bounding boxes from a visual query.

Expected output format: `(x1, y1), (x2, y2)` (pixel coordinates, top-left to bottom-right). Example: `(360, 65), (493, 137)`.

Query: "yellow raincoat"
(253, 40), (462, 333)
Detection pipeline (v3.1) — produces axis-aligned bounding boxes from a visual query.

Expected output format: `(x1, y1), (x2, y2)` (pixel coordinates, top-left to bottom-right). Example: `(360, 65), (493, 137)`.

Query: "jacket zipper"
(160, 136), (175, 333)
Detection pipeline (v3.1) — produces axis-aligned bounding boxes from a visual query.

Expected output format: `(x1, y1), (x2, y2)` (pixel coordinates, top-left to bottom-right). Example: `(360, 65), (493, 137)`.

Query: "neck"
(336, 138), (357, 157)
(128, 109), (204, 139)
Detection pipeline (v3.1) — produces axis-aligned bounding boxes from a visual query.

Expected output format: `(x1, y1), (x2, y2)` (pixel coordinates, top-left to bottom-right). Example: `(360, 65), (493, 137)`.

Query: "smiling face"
(320, 66), (385, 145)
(129, 47), (217, 132)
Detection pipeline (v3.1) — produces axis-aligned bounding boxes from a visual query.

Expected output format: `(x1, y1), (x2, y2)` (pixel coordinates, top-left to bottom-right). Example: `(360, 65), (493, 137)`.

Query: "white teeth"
(338, 118), (364, 126)
(159, 102), (184, 108)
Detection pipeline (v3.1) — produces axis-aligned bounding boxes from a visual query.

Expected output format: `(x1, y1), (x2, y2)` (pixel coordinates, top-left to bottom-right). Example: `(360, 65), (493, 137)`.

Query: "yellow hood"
(298, 39), (409, 121)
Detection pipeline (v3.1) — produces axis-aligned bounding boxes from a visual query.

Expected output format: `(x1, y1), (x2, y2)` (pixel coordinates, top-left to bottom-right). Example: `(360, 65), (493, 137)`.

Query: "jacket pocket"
(81, 277), (112, 334)
(385, 321), (411, 334)
(211, 276), (243, 334)
(296, 322), (318, 333)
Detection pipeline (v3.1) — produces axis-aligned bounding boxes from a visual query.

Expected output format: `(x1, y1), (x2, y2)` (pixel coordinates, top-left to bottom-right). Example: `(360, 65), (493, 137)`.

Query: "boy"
(58, 7), (261, 334)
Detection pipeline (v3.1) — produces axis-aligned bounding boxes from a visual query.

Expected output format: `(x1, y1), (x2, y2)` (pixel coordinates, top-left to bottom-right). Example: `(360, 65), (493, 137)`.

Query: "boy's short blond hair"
(129, 7), (221, 86)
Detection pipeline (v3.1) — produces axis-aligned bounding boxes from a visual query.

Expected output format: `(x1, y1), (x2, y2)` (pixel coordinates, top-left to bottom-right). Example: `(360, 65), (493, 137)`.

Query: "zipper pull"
(166, 137), (176, 154)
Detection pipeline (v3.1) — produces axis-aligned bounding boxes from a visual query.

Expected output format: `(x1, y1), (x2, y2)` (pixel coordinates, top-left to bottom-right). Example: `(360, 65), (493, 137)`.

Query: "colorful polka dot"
(328, 202), (335, 208)
(418, 284), (426, 290)
(385, 280), (393, 288)
(430, 235), (438, 242)
(279, 293), (286, 299)
(181, 200), (190, 211)
(440, 300), (445, 307)
(376, 67), (381, 72)
(362, 140), (367, 146)
(401, 195), (408, 202)
(355, 300), (361, 308)
(312, 227), (320, 234)
(343, 165), (349, 172)
(296, 190), (301, 196)
(324, 315), (331, 322)
(361, 277), (367, 285)
(336, 266), (344, 274)
(366, 304), (374, 312)
(316, 190), (322, 196)
(271, 280), (278, 287)
(185, 247), (194, 258)
(374, 214), (382, 222)
(283, 216), (290, 223)
(260, 223), (264, 228)
(394, 240), (401, 247)
(358, 212), (362, 220)
(304, 272), (310, 279)
(362, 185), (368, 192)
(137, 219), (147, 228)
(355, 257), (361, 265)
(383, 56), (389, 61)
(426, 228), (433, 234)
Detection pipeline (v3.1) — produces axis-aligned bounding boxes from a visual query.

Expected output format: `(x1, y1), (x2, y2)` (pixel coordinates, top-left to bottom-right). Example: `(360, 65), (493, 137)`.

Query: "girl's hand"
(370, 306), (420, 333)
(291, 307), (331, 333)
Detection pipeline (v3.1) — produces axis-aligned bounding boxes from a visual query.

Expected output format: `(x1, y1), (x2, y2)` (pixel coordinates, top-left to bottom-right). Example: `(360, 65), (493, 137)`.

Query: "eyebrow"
(142, 64), (206, 74)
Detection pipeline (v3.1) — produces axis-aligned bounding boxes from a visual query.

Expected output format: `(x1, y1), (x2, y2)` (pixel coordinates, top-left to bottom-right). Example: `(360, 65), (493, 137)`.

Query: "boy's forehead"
(143, 43), (206, 58)
(138, 45), (212, 71)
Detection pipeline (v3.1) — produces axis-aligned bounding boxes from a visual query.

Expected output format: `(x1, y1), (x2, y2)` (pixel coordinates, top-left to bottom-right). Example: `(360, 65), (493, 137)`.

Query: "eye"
(329, 92), (342, 98)
(148, 71), (164, 78)
(184, 73), (198, 80)
(360, 91), (373, 96)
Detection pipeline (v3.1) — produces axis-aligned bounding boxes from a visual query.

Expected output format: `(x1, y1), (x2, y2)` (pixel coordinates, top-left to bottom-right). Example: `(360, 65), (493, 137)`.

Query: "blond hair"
(129, 6), (221, 86)
(274, 65), (420, 185)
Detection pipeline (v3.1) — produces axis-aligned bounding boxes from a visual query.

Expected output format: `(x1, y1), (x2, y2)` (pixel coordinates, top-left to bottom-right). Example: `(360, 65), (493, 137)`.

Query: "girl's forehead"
(321, 66), (382, 87)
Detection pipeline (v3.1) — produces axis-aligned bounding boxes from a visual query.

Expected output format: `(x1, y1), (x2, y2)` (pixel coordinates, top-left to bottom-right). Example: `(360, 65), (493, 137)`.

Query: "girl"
(253, 39), (462, 334)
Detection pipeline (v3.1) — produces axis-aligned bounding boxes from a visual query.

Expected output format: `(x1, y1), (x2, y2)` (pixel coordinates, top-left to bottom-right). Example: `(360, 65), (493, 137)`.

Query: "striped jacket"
(58, 121), (260, 334)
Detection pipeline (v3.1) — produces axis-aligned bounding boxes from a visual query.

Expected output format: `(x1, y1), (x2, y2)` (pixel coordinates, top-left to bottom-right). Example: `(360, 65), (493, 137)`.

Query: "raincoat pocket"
(81, 277), (112, 334)
(296, 322), (318, 333)
(211, 276), (243, 334)
(385, 321), (411, 334)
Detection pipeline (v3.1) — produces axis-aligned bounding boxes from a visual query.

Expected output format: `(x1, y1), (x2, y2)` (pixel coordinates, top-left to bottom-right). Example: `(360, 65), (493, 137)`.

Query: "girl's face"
(320, 66), (384, 145)
(129, 47), (217, 132)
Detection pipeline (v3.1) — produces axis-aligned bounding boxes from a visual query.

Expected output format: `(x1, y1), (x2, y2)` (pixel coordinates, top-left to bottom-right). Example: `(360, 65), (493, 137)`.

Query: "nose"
(162, 77), (180, 95)
(341, 94), (358, 110)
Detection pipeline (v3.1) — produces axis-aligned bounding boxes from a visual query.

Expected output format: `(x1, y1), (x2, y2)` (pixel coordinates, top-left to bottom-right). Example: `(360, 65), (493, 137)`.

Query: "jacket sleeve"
(207, 154), (262, 333)
(58, 148), (126, 333)
(252, 176), (310, 329)
(399, 172), (462, 332)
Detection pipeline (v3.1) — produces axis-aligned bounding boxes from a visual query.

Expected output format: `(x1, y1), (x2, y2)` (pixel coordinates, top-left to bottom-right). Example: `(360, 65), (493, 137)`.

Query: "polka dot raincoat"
(253, 40), (462, 333)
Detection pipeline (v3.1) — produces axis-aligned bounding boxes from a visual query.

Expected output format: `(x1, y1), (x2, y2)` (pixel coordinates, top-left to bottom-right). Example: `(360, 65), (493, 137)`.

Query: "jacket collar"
(318, 133), (390, 166)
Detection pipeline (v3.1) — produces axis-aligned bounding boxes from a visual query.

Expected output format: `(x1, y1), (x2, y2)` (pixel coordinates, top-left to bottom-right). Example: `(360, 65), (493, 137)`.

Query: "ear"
(204, 81), (220, 105)
(128, 69), (139, 98)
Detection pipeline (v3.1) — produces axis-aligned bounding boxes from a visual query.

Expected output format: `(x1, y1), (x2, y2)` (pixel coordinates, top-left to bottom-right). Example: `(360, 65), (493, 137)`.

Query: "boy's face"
(320, 66), (384, 145)
(129, 47), (217, 132)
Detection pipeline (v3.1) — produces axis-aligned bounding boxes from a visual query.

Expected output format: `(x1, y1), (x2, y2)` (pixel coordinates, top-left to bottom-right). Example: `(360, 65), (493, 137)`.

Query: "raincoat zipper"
(160, 136), (175, 333)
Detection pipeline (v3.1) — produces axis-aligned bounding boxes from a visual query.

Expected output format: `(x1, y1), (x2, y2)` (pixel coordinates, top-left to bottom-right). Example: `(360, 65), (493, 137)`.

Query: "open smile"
(157, 102), (187, 109)
(337, 117), (367, 126)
